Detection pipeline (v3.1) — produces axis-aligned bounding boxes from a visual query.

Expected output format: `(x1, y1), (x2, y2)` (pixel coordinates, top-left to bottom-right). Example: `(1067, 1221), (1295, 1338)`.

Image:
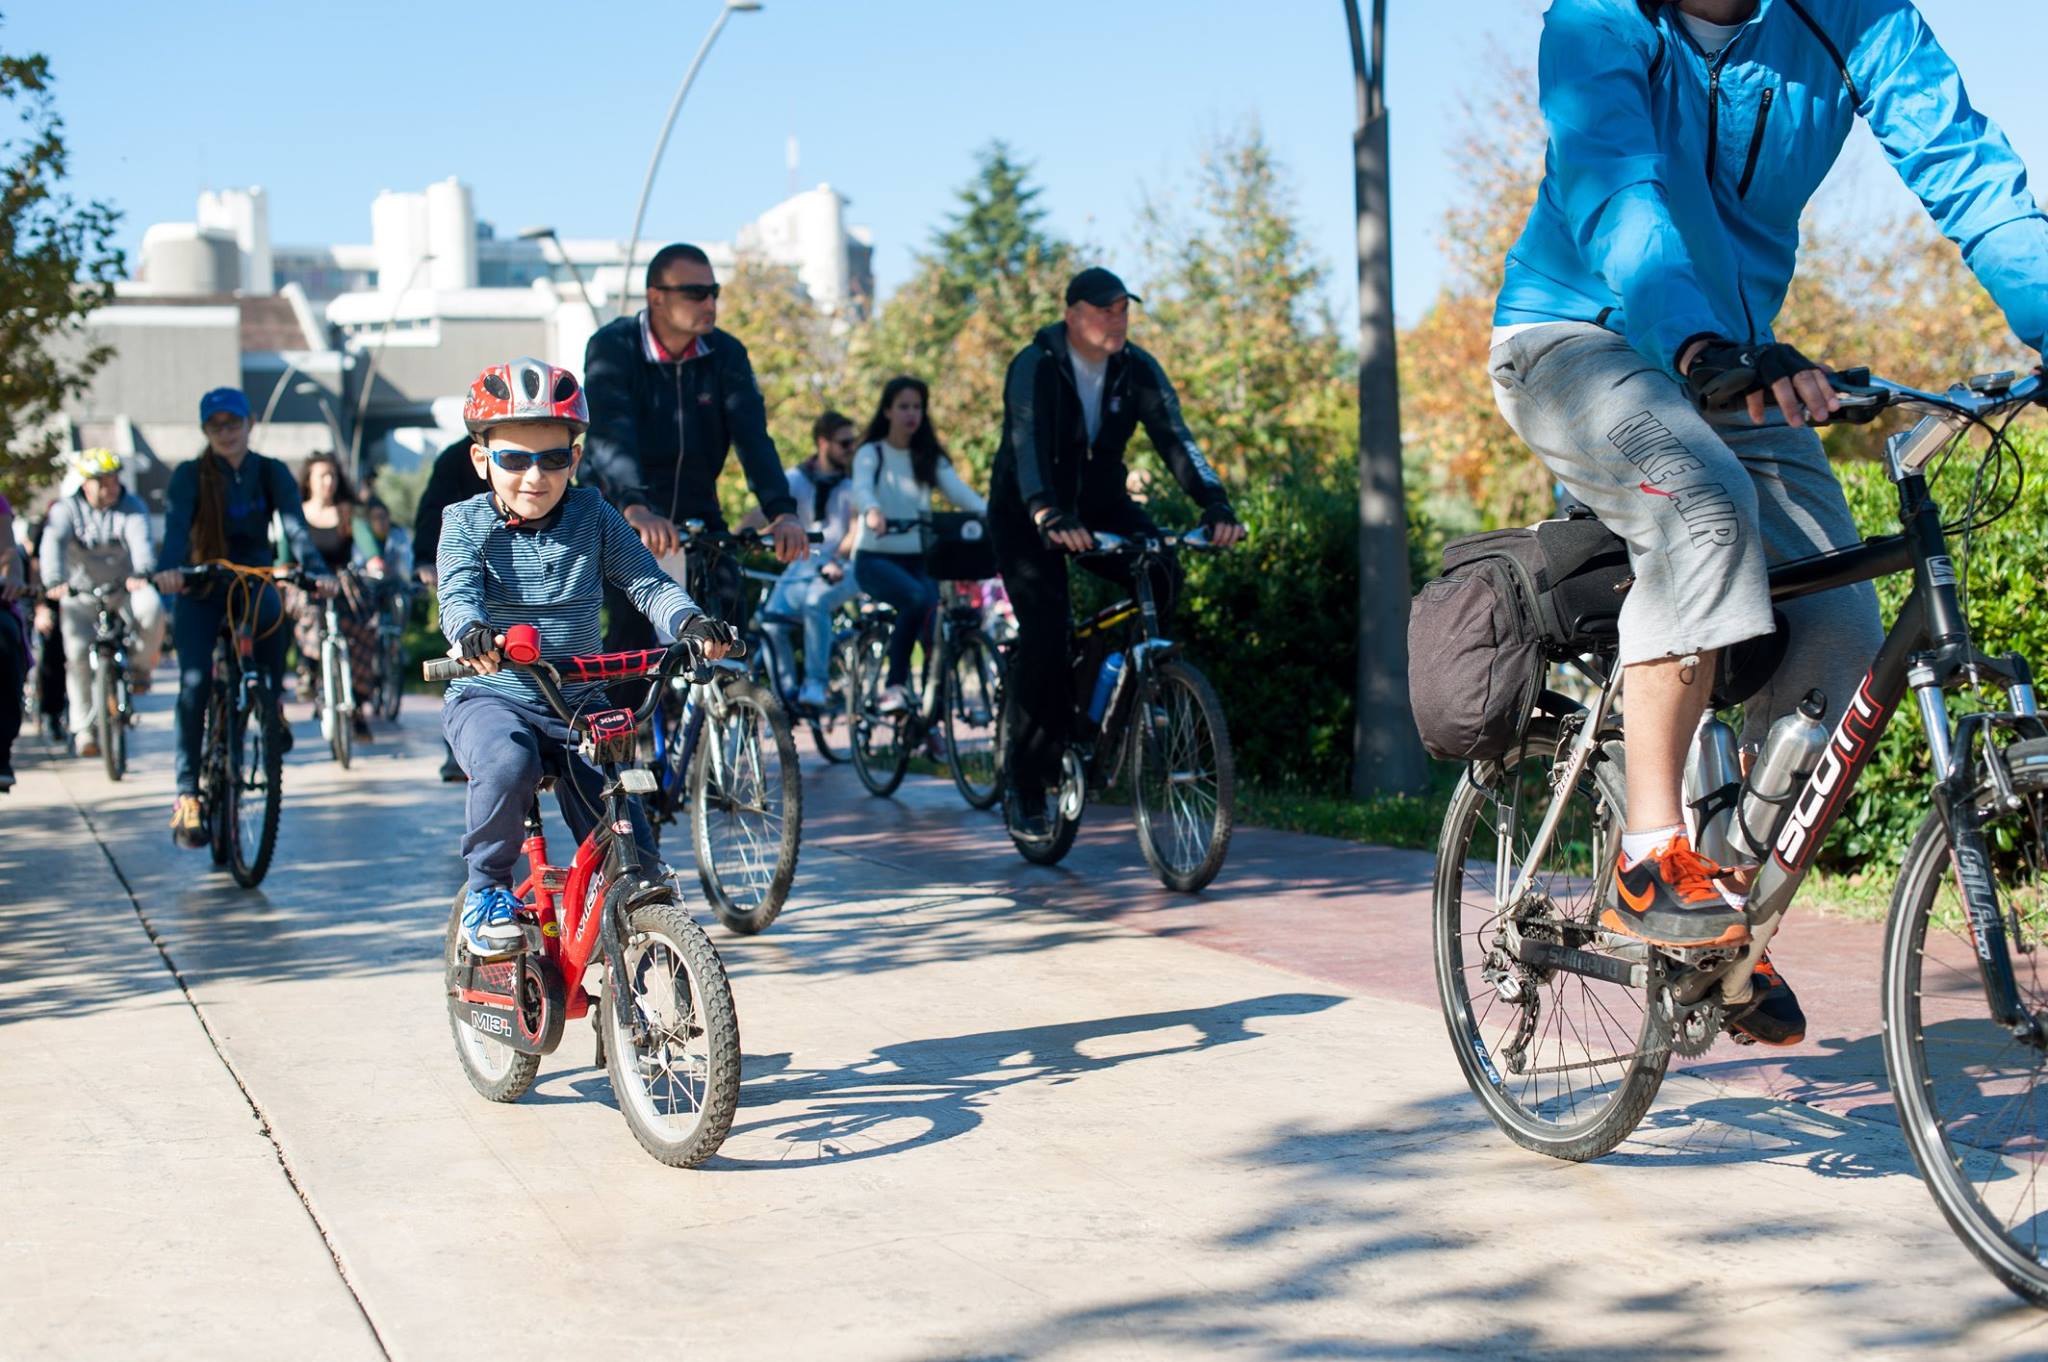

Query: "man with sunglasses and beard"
(582, 243), (806, 652)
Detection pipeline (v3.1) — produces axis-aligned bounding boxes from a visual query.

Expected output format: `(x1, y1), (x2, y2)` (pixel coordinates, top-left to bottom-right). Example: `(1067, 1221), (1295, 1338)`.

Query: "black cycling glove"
(455, 621), (497, 661)
(1035, 507), (1087, 549)
(1199, 502), (1242, 532)
(1683, 339), (1827, 411)
(680, 614), (738, 649)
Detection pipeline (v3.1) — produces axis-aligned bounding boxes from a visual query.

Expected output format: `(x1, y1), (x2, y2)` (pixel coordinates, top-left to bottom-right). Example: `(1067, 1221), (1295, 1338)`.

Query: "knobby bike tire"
(1431, 718), (1667, 1162)
(604, 897), (742, 1168)
(1129, 657), (1234, 892)
(1882, 737), (2048, 1308)
(943, 630), (1003, 811)
(228, 684), (285, 888)
(690, 678), (802, 936)
(996, 691), (1082, 866)
(443, 890), (541, 1103)
(849, 625), (909, 798)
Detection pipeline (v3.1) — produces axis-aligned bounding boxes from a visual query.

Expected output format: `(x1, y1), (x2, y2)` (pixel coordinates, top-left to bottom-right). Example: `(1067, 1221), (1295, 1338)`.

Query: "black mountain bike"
(81, 582), (142, 782)
(645, 522), (803, 936)
(999, 526), (1236, 892)
(847, 520), (1004, 808)
(185, 564), (305, 889)
(1431, 367), (2048, 1305)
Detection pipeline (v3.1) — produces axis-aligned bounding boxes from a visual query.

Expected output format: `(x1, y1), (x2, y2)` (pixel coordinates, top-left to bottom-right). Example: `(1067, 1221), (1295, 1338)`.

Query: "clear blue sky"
(11, 1), (2045, 330)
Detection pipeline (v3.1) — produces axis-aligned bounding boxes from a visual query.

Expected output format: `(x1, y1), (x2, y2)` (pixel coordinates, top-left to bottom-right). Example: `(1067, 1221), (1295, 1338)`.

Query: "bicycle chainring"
(1660, 989), (1726, 1059)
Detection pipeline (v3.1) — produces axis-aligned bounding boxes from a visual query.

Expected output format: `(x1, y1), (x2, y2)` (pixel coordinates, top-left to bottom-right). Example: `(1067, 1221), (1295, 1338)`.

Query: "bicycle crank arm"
(1512, 936), (1646, 989)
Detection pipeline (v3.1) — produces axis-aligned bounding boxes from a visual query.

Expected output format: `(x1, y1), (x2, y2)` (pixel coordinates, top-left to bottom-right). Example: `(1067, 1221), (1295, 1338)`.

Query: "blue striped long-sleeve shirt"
(436, 486), (700, 705)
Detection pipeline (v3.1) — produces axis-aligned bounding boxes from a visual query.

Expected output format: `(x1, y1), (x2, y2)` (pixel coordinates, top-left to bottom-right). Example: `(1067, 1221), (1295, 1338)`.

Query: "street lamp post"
(1343, 0), (1427, 799)
(518, 224), (596, 317)
(618, 0), (762, 318)
(346, 251), (436, 483)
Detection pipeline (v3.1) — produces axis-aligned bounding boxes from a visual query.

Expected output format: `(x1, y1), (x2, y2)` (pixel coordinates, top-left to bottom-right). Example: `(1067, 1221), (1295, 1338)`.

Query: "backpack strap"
(1637, 0), (1668, 83)
(1780, 0), (1860, 105)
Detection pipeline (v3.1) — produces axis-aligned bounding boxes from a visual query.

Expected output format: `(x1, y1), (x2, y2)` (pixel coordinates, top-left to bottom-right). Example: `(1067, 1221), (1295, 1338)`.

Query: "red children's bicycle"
(424, 625), (742, 1167)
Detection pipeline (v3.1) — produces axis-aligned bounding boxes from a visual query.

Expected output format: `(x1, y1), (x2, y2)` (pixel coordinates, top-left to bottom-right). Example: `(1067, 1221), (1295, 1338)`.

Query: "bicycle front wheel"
(205, 640), (235, 867)
(690, 679), (802, 935)
(228, 684), (285, 888)
(807, 632), (858, 765)
(1884, 736), (2048, 1307)
(849, 626), (909, 797)
(1129, 657), (1234, 891)
(93, 661), (124, 782)
(943, 631), (1003, 810)
(1432, 718), (1666, 1162)
(605, 897), (742, 1167)
(325, 641), (352, 769)
(376, 631), (405, 721)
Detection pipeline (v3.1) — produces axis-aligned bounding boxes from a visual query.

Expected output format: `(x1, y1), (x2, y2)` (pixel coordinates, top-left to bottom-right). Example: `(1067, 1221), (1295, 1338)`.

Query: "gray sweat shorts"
(1489, 322), (1883, 733)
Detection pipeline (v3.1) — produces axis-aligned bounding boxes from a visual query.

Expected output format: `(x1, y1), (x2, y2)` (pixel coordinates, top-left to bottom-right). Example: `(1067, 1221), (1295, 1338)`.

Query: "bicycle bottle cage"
(581, 708), (638, 765)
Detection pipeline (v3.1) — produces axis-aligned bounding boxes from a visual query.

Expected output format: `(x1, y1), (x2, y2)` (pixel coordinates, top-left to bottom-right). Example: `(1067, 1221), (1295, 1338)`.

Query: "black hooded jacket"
(990, 322), (1228, 521)
(580, 315), (795, 527)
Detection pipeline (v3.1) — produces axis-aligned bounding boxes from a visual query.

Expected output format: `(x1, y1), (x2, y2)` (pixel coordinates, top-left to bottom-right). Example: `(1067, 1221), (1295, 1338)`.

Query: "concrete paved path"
(3, 691), (2045, 1360)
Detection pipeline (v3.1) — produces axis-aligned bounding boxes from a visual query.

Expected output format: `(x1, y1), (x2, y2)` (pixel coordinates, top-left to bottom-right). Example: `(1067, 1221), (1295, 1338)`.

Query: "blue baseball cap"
(199, 387), (251, 424)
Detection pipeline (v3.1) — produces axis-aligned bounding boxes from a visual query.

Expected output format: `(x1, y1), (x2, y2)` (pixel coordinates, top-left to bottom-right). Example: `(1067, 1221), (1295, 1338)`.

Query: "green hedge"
(1819, 431), (2048, 868)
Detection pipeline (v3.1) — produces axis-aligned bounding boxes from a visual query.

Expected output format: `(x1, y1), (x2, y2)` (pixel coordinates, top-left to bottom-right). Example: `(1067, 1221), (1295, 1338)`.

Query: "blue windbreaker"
(1495, 0), (2048, 375)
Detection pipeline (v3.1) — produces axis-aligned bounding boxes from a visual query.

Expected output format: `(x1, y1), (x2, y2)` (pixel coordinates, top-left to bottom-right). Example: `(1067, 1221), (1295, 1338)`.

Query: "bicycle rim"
(604, 901), (741, 1167)
(1432, 720), (1666, 1160)
(691, 682), (801, 934)
(1130, 659), (1233, 891)
(1885, 748), (2048, 1305)
(944, 633), (1002, 809)
(809, 635), (858, 764)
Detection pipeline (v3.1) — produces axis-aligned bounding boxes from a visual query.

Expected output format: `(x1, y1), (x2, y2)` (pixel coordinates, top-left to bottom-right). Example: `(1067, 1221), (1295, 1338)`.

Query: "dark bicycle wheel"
(228, 682), (285, 888)
(1884, 736), (2048, 1307)
(94, 657), (127, 782)
(690, 677), (802, 936)
(942, 630), (1003, 810)
(806, 631), (857, 765)
(206, 639), (234, 867)
(1432, 717), (1668, 1162)
(1129, 657), (1233, 891)
(375, 626), (405, 721)
(849, 625), (909, 797)
(323, 637), (352, 769)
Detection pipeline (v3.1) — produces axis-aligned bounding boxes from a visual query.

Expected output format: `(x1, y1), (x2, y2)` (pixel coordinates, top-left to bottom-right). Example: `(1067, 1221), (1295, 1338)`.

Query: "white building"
(57, 177), (874, 496)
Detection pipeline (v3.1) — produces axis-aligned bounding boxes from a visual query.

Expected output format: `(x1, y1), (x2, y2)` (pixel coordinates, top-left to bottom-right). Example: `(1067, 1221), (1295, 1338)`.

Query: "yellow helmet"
(69, 447), (123, 479)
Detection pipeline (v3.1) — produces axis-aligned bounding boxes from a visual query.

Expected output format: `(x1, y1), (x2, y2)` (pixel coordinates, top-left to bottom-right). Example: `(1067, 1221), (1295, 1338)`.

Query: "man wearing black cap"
(989, 266), (1244, 836)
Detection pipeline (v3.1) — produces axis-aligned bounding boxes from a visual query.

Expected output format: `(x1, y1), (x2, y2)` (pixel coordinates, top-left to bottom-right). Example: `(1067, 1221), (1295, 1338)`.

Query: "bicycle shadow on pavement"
(690, 991), (1345, 1171)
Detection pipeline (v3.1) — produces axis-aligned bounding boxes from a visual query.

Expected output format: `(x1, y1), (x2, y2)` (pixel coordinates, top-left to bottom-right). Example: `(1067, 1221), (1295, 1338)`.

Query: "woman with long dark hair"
(282, 452), (383, 740)
(151, 388), (331, 848)
(850, 376), (986, 714)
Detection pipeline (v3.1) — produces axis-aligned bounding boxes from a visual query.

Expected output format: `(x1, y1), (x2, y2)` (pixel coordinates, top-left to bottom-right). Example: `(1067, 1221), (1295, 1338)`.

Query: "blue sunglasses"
(487, 446), (576, 473)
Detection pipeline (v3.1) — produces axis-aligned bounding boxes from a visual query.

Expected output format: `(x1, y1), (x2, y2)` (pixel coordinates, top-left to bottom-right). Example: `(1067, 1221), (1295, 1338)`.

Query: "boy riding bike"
(1489, 0), (2048, 1042)
(439, 357), (735, 959)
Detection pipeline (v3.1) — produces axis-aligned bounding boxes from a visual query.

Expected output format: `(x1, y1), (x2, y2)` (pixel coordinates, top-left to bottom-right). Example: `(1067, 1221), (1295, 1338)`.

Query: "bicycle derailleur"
(1481, 896), (1562, 1076)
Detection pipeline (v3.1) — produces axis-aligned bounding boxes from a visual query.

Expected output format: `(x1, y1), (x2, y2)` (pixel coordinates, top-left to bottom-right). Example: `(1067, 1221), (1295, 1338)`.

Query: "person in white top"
(850, 376), (988, 715)
(742, 410), (862, 710)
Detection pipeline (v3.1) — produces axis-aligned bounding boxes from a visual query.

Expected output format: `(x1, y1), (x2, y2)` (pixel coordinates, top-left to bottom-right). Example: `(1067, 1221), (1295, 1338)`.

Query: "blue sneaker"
(461, 886), (525, 958)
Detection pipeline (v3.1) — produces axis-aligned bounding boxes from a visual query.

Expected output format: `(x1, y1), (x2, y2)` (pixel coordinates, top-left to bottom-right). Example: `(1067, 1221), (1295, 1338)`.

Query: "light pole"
(347, 251), (436, 482)
(518, 224), (596, 316)
(1343, 0), (1427, 799)
(252, 355), (307, 451)
(618, 0), (762, 317)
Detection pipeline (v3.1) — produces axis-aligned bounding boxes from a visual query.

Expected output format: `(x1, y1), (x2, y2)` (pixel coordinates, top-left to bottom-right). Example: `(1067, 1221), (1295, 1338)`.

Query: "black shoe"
(0, 758), (14, 793)
(1601, 834), (1750, 949)
(1726, 954), (1806, 1047)
(277, 723), (295, 755)
(352, 713), (373, 740)
(1008, 786), (1051, 840)
(440, 754), (467, 783)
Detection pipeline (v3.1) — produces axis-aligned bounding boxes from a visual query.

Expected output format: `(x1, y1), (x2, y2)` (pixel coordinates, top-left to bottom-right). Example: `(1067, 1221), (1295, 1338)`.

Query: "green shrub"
(1820, 429), (2048, 869)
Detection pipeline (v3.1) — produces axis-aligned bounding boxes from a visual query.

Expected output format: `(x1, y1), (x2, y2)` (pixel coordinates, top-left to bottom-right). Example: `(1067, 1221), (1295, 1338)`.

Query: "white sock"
(1621, 824), (1684, 869)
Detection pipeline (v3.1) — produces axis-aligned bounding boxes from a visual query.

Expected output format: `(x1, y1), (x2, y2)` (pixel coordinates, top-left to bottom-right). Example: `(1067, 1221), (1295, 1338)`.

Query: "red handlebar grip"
(502, 623), (542, 665)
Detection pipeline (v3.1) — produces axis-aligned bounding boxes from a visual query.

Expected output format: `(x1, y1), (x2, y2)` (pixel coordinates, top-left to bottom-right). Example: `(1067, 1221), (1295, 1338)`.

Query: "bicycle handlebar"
(1076, 526), (1235, 558)
(421, 625), (748, 730)
(1825, 367), (2045, 425)
(678, 519), (825, 549)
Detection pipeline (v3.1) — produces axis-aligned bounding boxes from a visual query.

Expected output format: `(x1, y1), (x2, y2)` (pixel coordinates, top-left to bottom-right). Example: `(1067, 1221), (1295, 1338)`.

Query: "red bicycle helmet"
(464, 357), (589, 439)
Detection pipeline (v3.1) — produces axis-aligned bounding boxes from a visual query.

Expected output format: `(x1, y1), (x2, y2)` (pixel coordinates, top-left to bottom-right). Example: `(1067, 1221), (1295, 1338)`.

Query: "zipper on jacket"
(1704, 59), (1724, 181)
(1736, 86), (1776, 199)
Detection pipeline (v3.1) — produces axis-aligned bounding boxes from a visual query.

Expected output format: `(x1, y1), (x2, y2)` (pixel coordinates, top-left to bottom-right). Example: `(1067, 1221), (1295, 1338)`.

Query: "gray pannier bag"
(1406, 515), (1631, 762)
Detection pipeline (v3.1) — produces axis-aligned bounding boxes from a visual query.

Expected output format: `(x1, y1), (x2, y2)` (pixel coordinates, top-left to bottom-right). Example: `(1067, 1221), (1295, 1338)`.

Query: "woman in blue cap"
(150, 387), (332, 848)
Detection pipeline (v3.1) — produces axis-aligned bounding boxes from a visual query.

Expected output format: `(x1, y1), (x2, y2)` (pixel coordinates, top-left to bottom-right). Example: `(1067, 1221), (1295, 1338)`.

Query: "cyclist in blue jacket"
(1489, 0), (2048, 1044)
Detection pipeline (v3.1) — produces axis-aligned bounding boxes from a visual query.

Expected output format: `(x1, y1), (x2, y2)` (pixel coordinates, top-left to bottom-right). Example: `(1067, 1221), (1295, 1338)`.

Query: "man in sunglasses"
(583, 242), (805, 651)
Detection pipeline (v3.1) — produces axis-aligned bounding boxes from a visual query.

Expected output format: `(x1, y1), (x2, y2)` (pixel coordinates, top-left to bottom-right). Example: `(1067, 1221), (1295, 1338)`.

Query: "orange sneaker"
(1601, 834), (1751, 948)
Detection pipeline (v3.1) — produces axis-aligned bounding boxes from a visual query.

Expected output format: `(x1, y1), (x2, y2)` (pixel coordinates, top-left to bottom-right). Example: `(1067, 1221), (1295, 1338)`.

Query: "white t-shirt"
(1070, 351), (1108, 444)
(1678, 10), (1745, 61)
